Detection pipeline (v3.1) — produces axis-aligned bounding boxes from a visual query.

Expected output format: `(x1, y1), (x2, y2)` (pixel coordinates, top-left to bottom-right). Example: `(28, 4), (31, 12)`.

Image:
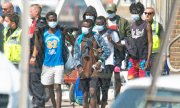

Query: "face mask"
(48, 21), (58, 28)
(85, 15), (94, 20)
(3, 21), (9, 29)
(131, 14), (140, 21)
(95, 25), (105, 31)
(81, 27), (90, 35)
(108, 13), (116, 19)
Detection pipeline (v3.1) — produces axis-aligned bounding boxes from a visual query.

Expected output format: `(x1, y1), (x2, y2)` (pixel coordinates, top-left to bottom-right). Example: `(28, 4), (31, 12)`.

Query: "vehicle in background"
(0, 52), (20, 108)
(111, 75), (180, 108)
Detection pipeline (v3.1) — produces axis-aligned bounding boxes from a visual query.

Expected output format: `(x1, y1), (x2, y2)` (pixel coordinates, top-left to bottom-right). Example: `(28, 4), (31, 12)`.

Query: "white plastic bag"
(64, 46), (74, 73)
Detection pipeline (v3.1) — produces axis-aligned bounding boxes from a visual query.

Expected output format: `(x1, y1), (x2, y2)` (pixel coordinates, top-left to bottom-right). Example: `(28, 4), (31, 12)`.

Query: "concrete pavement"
(45, 71), (128, 108)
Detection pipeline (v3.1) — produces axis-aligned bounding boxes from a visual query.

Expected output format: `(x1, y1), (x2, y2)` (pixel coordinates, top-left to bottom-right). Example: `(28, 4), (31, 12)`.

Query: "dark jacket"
(0, 24), (4, 52)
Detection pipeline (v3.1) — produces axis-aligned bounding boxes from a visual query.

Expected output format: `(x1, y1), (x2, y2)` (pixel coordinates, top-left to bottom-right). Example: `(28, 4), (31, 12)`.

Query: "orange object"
(107, 0), (113, 3)
(64, 70), (79, 84)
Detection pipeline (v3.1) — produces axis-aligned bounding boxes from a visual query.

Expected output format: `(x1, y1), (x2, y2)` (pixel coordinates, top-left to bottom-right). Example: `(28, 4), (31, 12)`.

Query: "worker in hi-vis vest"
(144, 7), (169, 75)
(2, 13), (22, 68)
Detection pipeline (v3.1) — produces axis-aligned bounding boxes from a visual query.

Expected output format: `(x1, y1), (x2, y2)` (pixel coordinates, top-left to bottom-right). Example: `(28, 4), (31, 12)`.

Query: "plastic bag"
(64, 46), (74, 73)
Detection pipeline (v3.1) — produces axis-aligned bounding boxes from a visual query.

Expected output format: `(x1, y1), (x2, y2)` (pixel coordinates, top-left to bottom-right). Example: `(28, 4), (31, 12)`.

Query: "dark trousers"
(97, 65), (114, 104)
(29, 65), (45, 107)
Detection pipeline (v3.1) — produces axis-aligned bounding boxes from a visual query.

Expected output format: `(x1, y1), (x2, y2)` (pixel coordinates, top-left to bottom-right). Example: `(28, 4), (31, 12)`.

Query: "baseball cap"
(106, 3), (116, 12)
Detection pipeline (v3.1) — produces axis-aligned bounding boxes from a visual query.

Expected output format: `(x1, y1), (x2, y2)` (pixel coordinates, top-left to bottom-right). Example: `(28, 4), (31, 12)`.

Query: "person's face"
(85, 13), (95, 21)
(82, 21), (90, 28)
(47, 15), (57, 22)
(81, 21), (92, 35)
(2, 4), (12, 15)
(144, 9), (154, 22)
(96, 19), (105, 26)
(29, 6), (38, 19)
(4, 16), (15, 28)
(107, 10), (116, 19)
(95, 19), (106, 32)
(107, 10), (115, 14)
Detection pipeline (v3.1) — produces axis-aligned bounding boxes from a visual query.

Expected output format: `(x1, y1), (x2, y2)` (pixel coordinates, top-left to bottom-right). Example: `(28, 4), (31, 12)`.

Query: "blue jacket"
(74, 33), (111, 68)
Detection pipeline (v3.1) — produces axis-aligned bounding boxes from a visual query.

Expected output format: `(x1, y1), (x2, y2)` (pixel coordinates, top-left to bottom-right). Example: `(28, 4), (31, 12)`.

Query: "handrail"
(167, 34), (180, 72)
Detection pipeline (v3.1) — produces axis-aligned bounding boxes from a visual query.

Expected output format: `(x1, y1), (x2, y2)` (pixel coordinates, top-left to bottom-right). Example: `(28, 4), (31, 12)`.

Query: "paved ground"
(45, 86), (115, 108)
(44, 71), (128, 108)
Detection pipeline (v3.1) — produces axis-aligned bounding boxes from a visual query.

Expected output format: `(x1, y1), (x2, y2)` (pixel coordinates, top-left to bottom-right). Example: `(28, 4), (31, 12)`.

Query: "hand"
(97, 48), (103, 53)
(107, 35), (112, 42)
(95, 61), (101, 70)
(0, 16), (3, 24)
(30, 57), (36, 66)
(145, 60), (150, 70)
(77, 66), (83, 74)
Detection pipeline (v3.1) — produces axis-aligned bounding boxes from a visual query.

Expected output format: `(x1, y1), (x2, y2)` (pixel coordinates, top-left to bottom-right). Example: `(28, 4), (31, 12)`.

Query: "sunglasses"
(2, 8), (8, 11)
(144, 12), (153, 15)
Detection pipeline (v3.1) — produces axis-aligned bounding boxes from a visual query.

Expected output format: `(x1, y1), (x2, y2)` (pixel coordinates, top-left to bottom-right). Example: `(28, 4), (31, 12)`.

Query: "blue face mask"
(131, 14), (140, 21)
(85, 15), (94, 20)
(95, 25), (105, 31)
(108, 13), (116, 19)
(48, 21), (58, 28)
(81, 27), (90, 35)
(3, 21), (10, 29)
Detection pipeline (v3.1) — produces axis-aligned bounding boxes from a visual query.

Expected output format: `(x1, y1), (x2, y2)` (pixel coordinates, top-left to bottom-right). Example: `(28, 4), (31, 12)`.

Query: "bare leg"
(90, 87), (97, 108)
(55, 84), (62, 108)
(114, 73), (121, 98)
(83, 91), (89, 108)
(48, 85), (56, 108)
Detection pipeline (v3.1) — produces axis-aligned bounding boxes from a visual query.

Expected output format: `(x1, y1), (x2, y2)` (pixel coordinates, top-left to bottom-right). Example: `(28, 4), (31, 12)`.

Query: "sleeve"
(0, 24), (4, 52)
(112, 31), (120, 43)
(124, 20), (132, 37)
(73, 37), (82, 68)
(98, 36), (111, 62)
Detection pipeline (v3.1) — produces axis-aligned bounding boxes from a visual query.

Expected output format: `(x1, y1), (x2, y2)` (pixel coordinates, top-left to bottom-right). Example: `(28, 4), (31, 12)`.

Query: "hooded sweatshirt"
(83, 6), (97, 23)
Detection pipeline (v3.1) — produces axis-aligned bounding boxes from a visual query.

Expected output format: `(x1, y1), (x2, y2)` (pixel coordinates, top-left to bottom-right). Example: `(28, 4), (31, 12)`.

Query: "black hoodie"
(83, 6), (97, 23)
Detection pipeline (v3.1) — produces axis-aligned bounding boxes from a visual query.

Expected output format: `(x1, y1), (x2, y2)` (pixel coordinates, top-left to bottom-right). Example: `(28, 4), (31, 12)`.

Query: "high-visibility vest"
(3, 27), (22, 64)
(151, 20), (160, 53)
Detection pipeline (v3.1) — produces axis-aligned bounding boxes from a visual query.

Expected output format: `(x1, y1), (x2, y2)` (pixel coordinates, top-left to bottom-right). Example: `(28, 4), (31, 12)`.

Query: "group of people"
(0, 1), (165, 108)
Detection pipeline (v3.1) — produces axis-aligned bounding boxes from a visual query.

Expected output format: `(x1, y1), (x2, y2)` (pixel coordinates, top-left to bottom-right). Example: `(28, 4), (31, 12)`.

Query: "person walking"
(128, 2), (152, 79)
(2, 13), (21, 68)
(0, 2), (14, 52)
(144, 7), (168, 75)
(94, 16), (120, 108)
(74, 19), (110, 108)
(106, 3), (131, 98)
(28, 4), (46, 108)
(35, 11), (69, 108)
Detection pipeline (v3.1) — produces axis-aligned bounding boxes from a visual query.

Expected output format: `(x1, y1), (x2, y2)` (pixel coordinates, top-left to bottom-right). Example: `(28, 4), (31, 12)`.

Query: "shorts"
(128, 57), (148, 79)
(41, 65), (64, 85)
(79, 78), (90, 92)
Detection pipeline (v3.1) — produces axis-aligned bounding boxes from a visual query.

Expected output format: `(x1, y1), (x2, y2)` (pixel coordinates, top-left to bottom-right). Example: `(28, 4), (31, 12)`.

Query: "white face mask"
(48, 21), (58, 28)
(85, 15), (94, 20)
(131, 14), (140, 21)
(108, 13), (116, 19)
(81, 27), (90, 35)
(3, 21), (9, 29)
(95, 25), (105, 31)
